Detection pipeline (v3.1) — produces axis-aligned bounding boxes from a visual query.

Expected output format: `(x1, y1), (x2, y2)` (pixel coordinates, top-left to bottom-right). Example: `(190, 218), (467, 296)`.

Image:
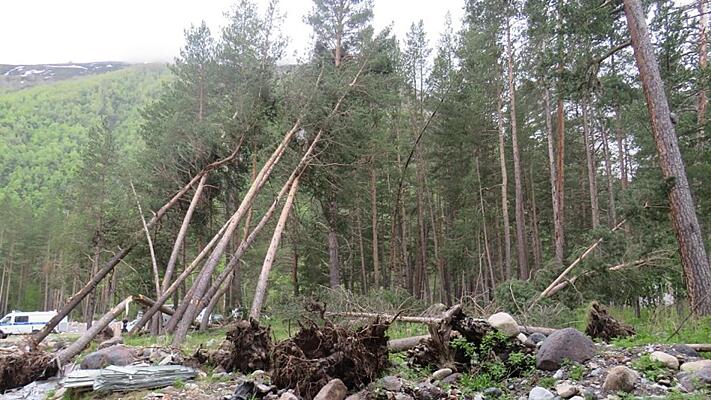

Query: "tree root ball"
(0, 350), (58, 393)
(585, 301), (635, 342)
(271, 318), (390, 400)
(194, 319), (273, 373)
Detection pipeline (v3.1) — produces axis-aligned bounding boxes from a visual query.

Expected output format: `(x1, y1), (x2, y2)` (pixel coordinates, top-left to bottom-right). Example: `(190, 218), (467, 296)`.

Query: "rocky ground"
(2, 311), (710, 400)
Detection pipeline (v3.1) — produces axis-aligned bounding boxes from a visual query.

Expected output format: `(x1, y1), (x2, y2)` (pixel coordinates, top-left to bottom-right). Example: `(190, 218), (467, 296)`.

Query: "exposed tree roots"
(271, 318), (390, 400)
(585, 301), (635, 341)
(194, 319), (273, 373)
(407, 308), (532, 375)
(0, 350), (57, 393)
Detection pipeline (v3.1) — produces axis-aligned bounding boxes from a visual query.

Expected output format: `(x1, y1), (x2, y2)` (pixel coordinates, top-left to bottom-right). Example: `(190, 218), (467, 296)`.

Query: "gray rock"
(394, 394), (414, 400)
(536, 328), (595, 371)
(529, 332), (547, 344)
(345, 390), (368, 400)
(649, 351), (679, 369)
(553, 369), (565, 380)
(314, 379), (347, 400)
(415, 381), (444, 400)
(278, 393), (298, 400)
(441, 373), (461, 385)
(555, 382), (577, 398)
(602, 366), (638, 393)
(80, 345), (135, 369)
(432, 368), (453, 380)
(488, 312), (520, 337)
(569, 397), (584, 400)
(679, 359), (711, 372)
(677, 365), (711, 391)
(580, 388), (597, 400)
(380, 376), (402, 392)
(529, 386), (555, 400)
(671, 345), (700, 358)
(484, 387), (503, 398)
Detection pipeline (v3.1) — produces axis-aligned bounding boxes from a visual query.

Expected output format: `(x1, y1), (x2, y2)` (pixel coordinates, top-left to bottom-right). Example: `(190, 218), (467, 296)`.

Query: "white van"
(0, 310), (68, 338)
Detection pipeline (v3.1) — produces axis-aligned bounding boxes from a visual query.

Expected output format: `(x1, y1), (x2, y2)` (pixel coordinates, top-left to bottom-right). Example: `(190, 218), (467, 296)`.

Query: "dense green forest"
(1, 0), (711, 332)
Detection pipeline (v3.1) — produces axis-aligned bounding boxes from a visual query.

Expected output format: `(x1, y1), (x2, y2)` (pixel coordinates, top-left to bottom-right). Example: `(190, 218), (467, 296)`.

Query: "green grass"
(604, 306), (711, 349)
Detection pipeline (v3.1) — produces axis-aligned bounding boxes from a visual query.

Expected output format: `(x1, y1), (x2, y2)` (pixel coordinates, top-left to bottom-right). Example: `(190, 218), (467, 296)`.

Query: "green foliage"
(561, 359), (585, 382)
(479, 330), (509, 355)
(537, 376), (556, 389)
(507, 351), (536, 376)
(631, 354), (670, 381)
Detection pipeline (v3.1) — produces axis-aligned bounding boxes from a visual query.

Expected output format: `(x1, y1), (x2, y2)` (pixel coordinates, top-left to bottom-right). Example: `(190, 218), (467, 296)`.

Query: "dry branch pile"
(271, 318), (390, 400)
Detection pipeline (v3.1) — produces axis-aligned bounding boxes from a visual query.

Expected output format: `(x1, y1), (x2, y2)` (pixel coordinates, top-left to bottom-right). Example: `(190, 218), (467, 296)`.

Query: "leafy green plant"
(173, 379), (186, 389)
(507, 351), (536, 375)
(562, 359), (585, 381)
(451, 336), (479, 361)
(458, 372), (498, 394)
(537, 376), (556, 389)
(480, 330), (509, 355)
(631, 354), (668, 381)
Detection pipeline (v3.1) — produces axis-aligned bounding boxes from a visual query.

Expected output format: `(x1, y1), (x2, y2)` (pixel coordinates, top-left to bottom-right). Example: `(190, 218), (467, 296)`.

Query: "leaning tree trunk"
(33, 146), (241, 344)
(250, 176), (301, 319)
(625, 0), (711, 315)
(544, 88), (563, 266)
(507, 17), (529, 279)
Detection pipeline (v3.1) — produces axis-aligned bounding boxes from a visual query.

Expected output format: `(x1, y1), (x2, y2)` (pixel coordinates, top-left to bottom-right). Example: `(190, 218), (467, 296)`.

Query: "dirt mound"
(0, 350), (58, 393)
(271, 318), (390, 400)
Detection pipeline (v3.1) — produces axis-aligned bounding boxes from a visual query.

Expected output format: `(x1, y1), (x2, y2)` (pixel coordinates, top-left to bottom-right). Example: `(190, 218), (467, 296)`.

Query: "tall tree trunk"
(497, 88), (512, 280)
(370, 164), (380, 289)
(162, 175), (207, 293)
(476, 157), (496, 294)
(582, 98), (600, 229)
(699, 0), (708, 142)
(507, 17), (529, 279)
(250, 176), (301, 319)
(600, 116), (618, 225)
(357, 211), (368, 293)
(616, 122), (629, 188)
(544, 88), (564, 266)
(625, 0), (711, 315)
(414, 134), (428, 299)
(325, 199), (341, 288)
(529, 166), (543, 274)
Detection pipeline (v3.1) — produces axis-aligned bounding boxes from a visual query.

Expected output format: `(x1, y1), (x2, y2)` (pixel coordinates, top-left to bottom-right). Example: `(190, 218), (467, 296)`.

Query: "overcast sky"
(0, 0), (465, 65)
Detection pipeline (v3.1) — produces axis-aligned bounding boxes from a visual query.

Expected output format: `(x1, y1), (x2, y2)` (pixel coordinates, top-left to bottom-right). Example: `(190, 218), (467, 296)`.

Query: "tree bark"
(582, 98), (600, 229)
(599, 113), (617, 225)
(497, 88), (512, 280)
(699, 0), (708, 142)
(357, 211), (368, 293)
(544, 88), (564, 266)
(162, 174), (207, 293)
(250, 176), (301, 319)
(370, 164), (380, 289)
(507, 17), (529, 279)
(624, 0), (711, 315)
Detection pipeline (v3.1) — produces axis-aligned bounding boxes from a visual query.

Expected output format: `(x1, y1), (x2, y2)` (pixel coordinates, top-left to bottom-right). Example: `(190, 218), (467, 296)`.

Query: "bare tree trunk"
(476, 157), (496, 293)
(370, 165), (380, 289)
(625, 0), (711, 315)
(582, 98), (600, 229)
(169, 122), (302, 341)
(33, 146), (242, 344)
(57, 296), (132, 364)
(507, 17), (529, 279)
(497, 88), (512, 280)
(250, 176), (301, 319)
(544, 88), (564, 266)
(414, 136), (427, 299)
(325, 200), (341, 289)
(529, 166), (543, 274)
(616, 122), (629, 188)
(599, 115), (618, 225)
(357, 212), (368, 293)
(162, 175), (207, 293)
(699, 0), (708, 142)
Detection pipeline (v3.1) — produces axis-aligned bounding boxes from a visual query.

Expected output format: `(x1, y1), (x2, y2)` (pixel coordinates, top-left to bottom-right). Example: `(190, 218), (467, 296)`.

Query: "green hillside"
(0, 64), (168, 208)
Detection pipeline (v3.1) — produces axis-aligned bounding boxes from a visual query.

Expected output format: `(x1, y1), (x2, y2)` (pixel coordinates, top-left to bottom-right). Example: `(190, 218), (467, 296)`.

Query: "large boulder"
(528, 386), (555, 400)
(649, 351), (679, 369)
(536, 328), (595, 370)
(80, 345), (135, 369)
(314, 379), (347, 400)
(602, 366), (638, 393)
(680, 359), (711, 372)
(487, 312), (520, 338)
(678, 365), (711, 391)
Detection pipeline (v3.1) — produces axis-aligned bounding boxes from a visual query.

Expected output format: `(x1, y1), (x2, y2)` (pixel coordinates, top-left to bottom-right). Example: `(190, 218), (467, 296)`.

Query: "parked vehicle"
(0, 310), (68, 338)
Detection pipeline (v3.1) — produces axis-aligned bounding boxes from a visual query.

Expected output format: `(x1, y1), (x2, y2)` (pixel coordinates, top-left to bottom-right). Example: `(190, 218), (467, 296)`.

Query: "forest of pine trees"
(2, 0), (711, 335)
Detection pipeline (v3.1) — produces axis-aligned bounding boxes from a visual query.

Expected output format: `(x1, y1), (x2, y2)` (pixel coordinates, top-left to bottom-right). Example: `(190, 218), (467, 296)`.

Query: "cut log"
(687, 344), (711, 352)
(57, 296), (133, 364)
